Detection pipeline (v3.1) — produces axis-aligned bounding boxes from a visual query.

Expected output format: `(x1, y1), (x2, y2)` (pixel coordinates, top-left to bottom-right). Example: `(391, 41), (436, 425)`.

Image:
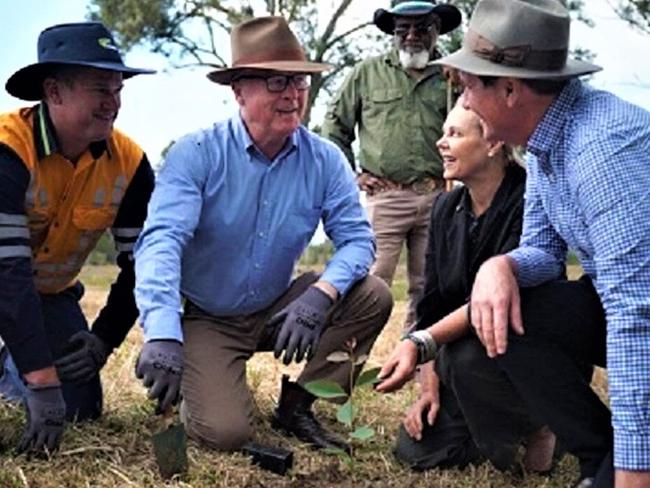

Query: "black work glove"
(135, 340), (183, 414)
(54, 331), (111, 384)
(17, 383), (66, 454)
(270, 286), (334, 365)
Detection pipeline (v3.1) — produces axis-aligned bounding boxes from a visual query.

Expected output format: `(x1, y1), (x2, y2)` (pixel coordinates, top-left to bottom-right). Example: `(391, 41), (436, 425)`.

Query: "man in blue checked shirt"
(134, 16), (393, 453)
(435, 1), (650, 487)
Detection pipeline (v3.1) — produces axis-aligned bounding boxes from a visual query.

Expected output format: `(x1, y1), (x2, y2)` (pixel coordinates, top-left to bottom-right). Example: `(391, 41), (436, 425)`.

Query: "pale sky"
(0, 0), (649, 167)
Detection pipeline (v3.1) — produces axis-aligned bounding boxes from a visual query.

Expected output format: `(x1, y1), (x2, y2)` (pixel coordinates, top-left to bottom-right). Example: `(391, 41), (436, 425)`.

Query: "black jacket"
(415, 164), (526, 330)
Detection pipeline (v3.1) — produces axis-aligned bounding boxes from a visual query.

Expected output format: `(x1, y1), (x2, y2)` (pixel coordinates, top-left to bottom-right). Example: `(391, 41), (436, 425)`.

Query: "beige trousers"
(179, 273), (393, 451)
(366, 188), (439, 330)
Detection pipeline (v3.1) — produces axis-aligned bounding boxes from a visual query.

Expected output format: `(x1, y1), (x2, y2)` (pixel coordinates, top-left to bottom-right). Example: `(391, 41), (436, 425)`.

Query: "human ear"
(503, 78), (520, 108)
(231, 82), (245, 106)
(42, 78), (62, 105)
(487, 140), (504, 157)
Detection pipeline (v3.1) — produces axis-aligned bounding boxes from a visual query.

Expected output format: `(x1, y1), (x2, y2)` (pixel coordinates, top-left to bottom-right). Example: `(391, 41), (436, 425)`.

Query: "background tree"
(89, 0), (387, 125)
(89, 0), (594, 127)
(612, 0), (650, 34)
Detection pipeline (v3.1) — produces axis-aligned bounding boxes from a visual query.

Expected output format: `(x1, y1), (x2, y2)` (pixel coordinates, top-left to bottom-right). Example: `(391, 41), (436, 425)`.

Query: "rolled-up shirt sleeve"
(507, 155), (566, 286)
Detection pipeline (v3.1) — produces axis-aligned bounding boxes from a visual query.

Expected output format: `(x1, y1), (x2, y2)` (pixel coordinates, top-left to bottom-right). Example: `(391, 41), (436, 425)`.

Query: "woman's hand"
(376, 339), (418, 393)
(404, 364), (440, 440)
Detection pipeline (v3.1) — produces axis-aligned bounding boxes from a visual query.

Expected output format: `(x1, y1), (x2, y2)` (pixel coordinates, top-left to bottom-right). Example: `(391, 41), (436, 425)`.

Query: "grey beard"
(399, 49), (430, 70)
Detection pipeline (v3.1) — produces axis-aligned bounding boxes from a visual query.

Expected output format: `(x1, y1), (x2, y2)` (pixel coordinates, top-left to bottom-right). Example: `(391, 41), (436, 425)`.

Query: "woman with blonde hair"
(377, 102), (555, 473)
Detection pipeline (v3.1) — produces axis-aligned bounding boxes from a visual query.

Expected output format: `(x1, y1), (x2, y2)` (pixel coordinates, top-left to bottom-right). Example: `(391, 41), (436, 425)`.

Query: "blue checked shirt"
(508, 79), (650, 470)
(135, 114), (374, 344)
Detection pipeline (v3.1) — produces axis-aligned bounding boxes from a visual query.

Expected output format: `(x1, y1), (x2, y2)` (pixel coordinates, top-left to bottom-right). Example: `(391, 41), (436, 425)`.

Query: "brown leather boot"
(272, 375), (349, 452)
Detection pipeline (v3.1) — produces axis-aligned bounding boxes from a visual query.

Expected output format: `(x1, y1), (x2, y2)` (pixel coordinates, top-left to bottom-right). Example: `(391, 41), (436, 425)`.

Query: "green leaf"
(350, 426), (375, 441)
(326, 351), (350, 363)
(336, 400), (356, 427)
(356, 367), (381, 387)
(303, 379), (347, 399)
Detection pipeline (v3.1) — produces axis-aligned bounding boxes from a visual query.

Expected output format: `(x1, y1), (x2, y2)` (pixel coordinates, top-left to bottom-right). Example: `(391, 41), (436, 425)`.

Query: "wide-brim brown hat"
(6, 22), (155, 101)
(433, 0), (602, 79)
(207, 16), (330, 85)
(374, 1), (462, 35)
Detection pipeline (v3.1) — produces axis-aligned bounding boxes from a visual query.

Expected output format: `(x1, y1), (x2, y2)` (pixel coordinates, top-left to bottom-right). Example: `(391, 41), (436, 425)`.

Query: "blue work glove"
(135, 340), (183, 414)
(17, 383), (66, 454)
(54, 331), (111, 384)
(270, 286), (334, 365)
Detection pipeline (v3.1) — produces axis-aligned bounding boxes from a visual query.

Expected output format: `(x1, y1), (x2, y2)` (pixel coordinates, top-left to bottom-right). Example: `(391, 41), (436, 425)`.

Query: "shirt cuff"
(615, 430), (650, 470)
(142, 308), (184, 343)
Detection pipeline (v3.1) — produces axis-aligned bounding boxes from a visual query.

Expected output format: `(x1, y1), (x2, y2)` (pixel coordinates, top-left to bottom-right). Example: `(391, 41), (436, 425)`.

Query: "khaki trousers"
(366, 188), (439, 330)
(180, 273), (392, 451)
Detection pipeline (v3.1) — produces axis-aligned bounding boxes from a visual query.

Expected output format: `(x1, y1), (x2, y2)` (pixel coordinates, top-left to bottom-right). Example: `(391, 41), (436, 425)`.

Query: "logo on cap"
(98, 37), (119, 51)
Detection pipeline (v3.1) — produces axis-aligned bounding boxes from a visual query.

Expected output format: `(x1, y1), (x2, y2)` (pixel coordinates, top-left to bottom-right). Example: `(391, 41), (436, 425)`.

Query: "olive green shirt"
(321, 49), (448, 184)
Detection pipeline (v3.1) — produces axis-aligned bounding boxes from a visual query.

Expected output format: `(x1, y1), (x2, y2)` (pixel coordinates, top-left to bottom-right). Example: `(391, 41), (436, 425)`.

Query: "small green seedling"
(304, 338), (380, 469)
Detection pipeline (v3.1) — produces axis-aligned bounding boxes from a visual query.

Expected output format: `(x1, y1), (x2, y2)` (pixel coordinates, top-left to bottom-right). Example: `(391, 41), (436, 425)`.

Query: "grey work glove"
(135, 340), (183, 414)
(17, 383), (66, 454)
(54, 331), (111, 384)
(270, 286), (333, 365)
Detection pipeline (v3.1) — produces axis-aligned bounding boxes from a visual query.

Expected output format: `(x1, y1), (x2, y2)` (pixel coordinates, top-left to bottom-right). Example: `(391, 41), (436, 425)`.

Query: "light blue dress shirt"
(135, 114), (374, 344)
(508, 79), (650, 470)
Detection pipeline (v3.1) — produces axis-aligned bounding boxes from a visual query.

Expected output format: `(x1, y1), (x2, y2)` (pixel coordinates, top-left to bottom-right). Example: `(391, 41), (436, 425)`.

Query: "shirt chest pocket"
(72, 206), (118, 232)
(364, 88), (405, 125)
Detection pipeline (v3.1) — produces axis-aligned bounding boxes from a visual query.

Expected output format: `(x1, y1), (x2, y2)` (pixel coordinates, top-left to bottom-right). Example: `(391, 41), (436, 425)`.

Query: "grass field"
(0, 264), (605, 487)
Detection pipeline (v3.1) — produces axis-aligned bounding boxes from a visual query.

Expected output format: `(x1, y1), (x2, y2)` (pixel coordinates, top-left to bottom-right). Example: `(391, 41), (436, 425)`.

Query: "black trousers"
(393, 359), (483, 471)
(394, 343), (539, 473)
(445, 278), (613, 484)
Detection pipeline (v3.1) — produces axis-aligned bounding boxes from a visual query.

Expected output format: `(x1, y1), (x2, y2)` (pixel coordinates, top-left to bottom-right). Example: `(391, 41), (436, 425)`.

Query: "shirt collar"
(33, 103), (110, 161)
(234, 112), (298, 163)
(527, 79), (583, 159)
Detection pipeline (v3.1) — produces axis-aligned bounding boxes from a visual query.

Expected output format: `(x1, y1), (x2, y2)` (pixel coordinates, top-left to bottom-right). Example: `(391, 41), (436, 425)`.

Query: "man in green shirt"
(321, 0), (461, 329)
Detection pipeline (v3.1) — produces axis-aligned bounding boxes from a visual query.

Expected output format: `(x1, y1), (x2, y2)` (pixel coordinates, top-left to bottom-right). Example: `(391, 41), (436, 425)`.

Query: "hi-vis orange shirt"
(0, 104), (143, 293)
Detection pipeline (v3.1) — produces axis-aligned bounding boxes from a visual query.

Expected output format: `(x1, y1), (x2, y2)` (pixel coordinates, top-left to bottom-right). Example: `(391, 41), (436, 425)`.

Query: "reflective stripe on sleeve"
(0, 245), (31, 259)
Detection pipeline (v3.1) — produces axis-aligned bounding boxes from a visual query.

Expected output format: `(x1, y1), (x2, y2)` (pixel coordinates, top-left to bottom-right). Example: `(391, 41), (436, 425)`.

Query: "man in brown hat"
(133, 16), (392, 453)
(0, 22), (154, 453)
(321, 0), (461, 332)
(432, 0), (650, 487)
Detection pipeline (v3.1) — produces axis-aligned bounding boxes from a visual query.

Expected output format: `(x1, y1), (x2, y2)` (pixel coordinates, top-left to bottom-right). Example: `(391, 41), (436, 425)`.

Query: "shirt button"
(263, 200), (269, 206)
(254, 264), (261, 269)
(258, 232), (264, 238)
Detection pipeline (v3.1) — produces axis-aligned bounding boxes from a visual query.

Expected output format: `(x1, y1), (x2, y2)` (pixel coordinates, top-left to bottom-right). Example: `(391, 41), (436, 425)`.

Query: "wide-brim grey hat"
(6, 22), (155, 101)
(433, 0), (601, 79)
(374, 1), (462, 35)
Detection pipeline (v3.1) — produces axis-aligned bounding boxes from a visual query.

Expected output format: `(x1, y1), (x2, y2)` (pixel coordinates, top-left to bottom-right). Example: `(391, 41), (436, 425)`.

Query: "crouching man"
(133, 16), (393, 452)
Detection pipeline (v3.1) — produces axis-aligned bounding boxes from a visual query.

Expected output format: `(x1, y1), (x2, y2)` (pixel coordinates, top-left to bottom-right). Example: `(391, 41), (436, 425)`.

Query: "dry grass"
(0, 265), (602, 487)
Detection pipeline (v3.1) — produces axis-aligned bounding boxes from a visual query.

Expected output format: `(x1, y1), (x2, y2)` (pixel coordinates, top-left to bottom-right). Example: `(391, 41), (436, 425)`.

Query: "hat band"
(233, 48), (307, 67)
(465, 30), (567, 71)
